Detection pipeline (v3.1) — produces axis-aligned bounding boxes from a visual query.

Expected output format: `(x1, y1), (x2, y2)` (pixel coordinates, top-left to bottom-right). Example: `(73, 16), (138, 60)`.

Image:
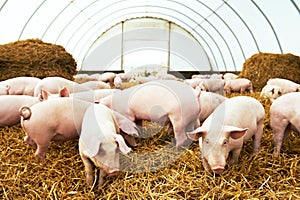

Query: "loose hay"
(239, 52), (300, 91)
(0, 39), (77, 81)
(0, 92), (299, 199)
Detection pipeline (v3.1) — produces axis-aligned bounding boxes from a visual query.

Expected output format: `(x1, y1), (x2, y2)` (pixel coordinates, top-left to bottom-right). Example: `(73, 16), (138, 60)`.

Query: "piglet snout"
(212, 166), (225, 174)
(107, 169), (119, 177)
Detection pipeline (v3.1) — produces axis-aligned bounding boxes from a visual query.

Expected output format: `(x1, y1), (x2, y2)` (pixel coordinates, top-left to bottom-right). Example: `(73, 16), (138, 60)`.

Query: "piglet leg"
(272, 119), (290, 156)
(253, 119), (264, 153)
(81, 156), (95, 187)
(97, 169), (107, 188)
(228, 146), (242, 166)
(24, 136), (37, 149)
(35, 145), (49, 162)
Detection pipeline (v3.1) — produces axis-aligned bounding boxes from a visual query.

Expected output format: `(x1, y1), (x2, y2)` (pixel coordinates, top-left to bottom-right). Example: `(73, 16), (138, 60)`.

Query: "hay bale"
(239, 52), (300, 91)
(0, 39), (77, 81)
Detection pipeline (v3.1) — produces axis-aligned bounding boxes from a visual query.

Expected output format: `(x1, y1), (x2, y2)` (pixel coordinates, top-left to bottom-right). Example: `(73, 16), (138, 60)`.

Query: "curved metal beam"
(55, 0), (109, 43)
(14, 0), (289, 71)
(76, 10), (220, 71)
(68, 4), (227, 70)
(0, 0), (8, 12)
(52, 0), (230, 70)
(291, 0), (300, 14)
(39, 0), (261, 71)
(18, 0), (47, 40)
(164, 0), (234, 70)
(195, 0), (247, 70)
(41, 1), (73, 39)
(251, 0), (283, 53)
(61, 0), (256, 71)
(80, 16), (216, 72)
(223, 0), (260, 52)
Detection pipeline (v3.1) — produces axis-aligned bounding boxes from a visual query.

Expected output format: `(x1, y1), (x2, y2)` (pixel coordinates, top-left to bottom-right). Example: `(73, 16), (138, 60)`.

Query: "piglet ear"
(224, 125), (248, 139)
(5, 85), (10, 94)
(39, 89), (50, 101)
(59, 87), (70, 97)
(112, 110), (139, 137)
(230, 129), (248, 139)
(114, 134), (131, 154)
(186, 127), (206, 141)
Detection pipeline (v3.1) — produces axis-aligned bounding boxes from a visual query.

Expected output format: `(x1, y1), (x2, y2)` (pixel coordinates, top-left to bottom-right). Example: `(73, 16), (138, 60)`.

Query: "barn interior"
(0, 0), (299, 199)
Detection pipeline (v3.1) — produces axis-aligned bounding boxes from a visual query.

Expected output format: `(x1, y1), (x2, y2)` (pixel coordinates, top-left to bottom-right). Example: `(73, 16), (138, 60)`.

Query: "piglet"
(33, 76), (91, 97)
(184, 78), (203, 89)
(19, 98), (92, 161)
(79, 104), (138, 187)
(0, 76), (41, 96)
(187, 96), (265, 174)
(267, 78), (299, 95)
(113, 75), (123, 89)
(80, 81), (111, 90)
(260, 84), (282, 102)
(73, 74), (97, 84)
(100, 80), (200, 147)
(37, 86), (70, 101)
(224, 78), (253, 94)
(223, 73), (238, 81)
(270, 92), (300, 156)
(99, 72), (116, 84)
(73, 89), (120, 103)
(158, 73), (178, 80)
(0, 87), (69, 126)
(197, 79), (225, 95)
(39, 86), (119, 103)
(198, 91), (227, 123)
(0, 84), (9, 95)
(0, 95), (40, 126)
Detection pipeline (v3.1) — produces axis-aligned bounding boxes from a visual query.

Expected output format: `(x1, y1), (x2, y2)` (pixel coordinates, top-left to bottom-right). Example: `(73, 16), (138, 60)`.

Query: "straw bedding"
(0, 92), (299, 199)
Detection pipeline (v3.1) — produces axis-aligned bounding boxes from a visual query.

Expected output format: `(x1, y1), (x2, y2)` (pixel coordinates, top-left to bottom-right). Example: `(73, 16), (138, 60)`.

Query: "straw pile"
(0, 39), (77, 81)
(0, 92), (299, 199)
(239, 52), (300, 91)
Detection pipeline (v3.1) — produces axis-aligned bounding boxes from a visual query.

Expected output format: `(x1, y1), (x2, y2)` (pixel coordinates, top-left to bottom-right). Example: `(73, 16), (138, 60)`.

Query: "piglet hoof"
(35, 153), (46, 163)
(228, 159), (238, 166)
(86, 176), (94, 188)
(272, 148), (280, 157)
(97, 179), (105, 190)
(272, 151), (280, 157)
(130, 145), (138, 150)
(175, 139), (192, 151)
(252, 149), (260, 155)
(97, 170), (107, 189)
(175, 145), (188, 153)
(36, 156), (44, 163)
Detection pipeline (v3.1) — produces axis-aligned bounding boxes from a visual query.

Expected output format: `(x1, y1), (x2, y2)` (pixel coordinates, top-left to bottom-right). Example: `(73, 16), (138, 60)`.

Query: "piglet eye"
(223, 139), (228, 145)
(205, 139), (209, 144)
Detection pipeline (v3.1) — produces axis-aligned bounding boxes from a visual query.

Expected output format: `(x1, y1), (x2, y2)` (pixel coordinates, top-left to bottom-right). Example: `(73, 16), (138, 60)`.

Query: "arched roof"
(0, 0), (299, 71)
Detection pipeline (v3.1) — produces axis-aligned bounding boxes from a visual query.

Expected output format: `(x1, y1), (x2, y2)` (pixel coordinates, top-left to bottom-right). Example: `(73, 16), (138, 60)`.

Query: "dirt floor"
(0, 91), (299, 199)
